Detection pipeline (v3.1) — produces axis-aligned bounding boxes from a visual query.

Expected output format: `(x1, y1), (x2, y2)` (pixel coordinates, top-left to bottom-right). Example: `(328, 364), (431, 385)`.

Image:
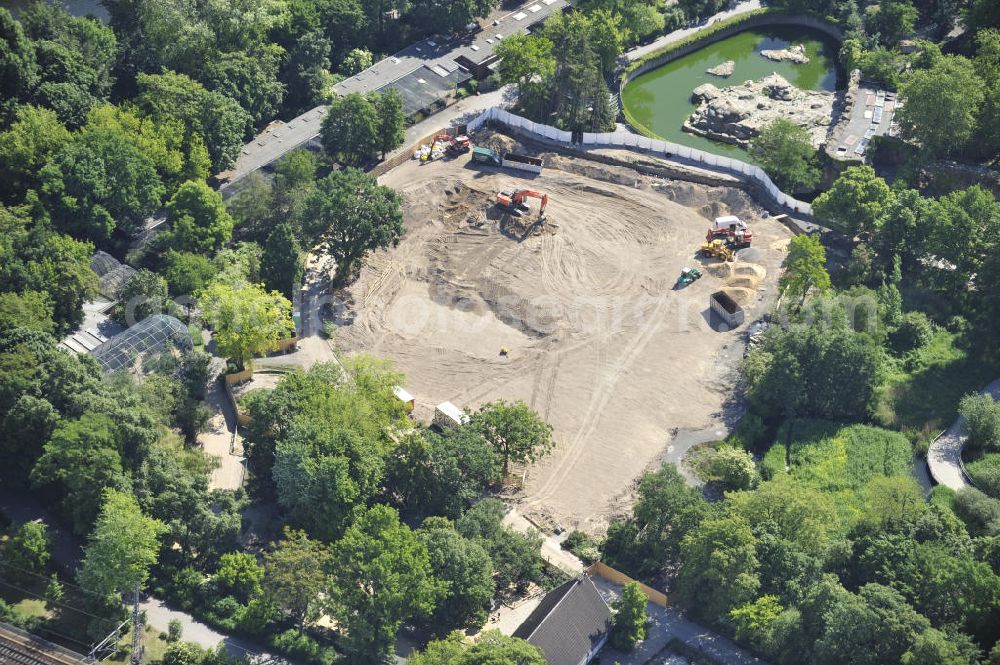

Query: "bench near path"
(927, 378), (1000, 492)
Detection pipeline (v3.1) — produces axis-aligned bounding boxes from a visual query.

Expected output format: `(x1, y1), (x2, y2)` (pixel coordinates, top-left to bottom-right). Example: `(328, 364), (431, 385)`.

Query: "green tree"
(897, 56), (984, 158)
(867, 0), (918, 44)
(814, 584), (931, 665)
(0, 291), (56, 334)
(610, 581), (649, 651)
(742, 303), (882, 421)
(602, 464), (708, 578)
(302, 168), (404, 283)
(260, 222), (303, 299)
(373, 88), (405, 160)
(932, 185), (1000, 290)
(118, 269), (169, 324)
(0, 105), (70, 199)
(960, 393), (1000, 452)
(320, 92), (378, 166)
(202, 47), (284, 126)
(40, 128), (165, 242)
(781, 234), (831, 307)
(749, 119), (821, 192)
(3, 521), (50, 580)
(162, 251), (217, 296)
(328, 504), (441, 664)
(703, 446), (760, 490)
(164, 180), (234, 254)
(675, 515), (760, 624)
(495, 34), (555, 100)
(78, 489), (166, 602)
(215, 552), (264, 603)
(385, 427), (502, 520)
(0, 8), (38, 125)
(812, 166), (894, 237)
(198, 280), (294, 366)
(31, 413), (129, 534)
(456, 499), (543, 594)
(409, 630), (545, 665)
(136, 71), (251, 172)
(83, 103), (210, 191)
(340, 47), (372, 75)
(262, 528), (330, 631)
(902, 628), (977, 665)
(44, 574), (64, 609)
(281, 30), (332, 112)
(730, 595), (783, 653)
(471, 400), (554, 477)
(418, 518), (494, 635)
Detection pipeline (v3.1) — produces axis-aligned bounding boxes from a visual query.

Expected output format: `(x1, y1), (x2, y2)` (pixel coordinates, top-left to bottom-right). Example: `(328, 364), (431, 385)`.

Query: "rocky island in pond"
(760, 43), (809, 63)
(706, 60), (735, 77)
(684, 73), (834, 148)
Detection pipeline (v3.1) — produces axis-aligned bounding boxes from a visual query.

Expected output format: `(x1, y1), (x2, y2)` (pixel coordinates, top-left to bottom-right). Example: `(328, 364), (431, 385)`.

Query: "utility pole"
(130, 582), (143, 665)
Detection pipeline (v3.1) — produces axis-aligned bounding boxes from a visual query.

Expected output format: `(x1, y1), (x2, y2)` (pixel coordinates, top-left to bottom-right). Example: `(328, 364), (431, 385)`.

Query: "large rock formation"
(685, 73), (834, 148)
(760, 43), (809, 64)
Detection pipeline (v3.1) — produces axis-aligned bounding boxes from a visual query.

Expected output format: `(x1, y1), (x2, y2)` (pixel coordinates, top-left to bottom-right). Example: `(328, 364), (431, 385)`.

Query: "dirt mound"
(723, 287), (757, 304)
(728, 276), (761, 289)
(468, 130), (525, 156)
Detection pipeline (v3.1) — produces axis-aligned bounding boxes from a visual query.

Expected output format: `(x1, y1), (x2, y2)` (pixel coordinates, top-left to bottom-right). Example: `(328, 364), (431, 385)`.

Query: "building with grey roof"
(513, 576), (612, 665)
(219, 0), (570, 188)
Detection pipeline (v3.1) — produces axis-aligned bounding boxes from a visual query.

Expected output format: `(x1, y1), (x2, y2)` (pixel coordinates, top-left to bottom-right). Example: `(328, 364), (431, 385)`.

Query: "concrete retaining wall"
(623, 13), (842, 87)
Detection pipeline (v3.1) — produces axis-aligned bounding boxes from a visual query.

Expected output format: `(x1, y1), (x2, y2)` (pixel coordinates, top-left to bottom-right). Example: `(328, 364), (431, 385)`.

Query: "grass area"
(874, 329), (999, 441)
(766, 420), (913, 491)
(13, 598), (50, 620)
(965, 453), (1000, 499)
(107, 625), (170, 665)
(0, 575), (118, 655)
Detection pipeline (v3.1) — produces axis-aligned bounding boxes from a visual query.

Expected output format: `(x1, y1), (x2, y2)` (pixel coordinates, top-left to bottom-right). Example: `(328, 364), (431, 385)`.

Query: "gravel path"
(927, 379), (1000, 492)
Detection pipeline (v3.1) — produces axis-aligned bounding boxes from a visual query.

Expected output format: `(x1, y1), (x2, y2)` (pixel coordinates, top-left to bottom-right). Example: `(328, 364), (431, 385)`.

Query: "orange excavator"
(496, 189), (548, 219)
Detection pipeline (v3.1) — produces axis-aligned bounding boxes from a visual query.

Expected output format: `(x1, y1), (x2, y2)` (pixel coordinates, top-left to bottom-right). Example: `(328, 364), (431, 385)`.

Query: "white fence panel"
(464, 105), (809, 216)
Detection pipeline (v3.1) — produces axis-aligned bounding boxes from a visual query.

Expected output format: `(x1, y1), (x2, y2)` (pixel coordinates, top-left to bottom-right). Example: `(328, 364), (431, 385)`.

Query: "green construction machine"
(676, 267), (703, 288)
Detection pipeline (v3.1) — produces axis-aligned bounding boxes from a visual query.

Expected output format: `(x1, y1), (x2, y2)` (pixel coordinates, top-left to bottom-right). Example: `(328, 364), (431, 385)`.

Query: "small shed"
(432, 401), (468, 430)
(710, 290), (745, 329)
(393, 385), (415, 414)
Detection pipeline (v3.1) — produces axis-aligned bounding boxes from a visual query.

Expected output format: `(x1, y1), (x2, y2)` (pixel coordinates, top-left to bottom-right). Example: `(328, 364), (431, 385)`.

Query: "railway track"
(0, 624), (87, 665)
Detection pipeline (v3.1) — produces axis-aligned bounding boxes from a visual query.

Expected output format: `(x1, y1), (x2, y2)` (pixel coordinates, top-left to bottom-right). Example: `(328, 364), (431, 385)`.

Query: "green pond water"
(621, 26), (842, 159)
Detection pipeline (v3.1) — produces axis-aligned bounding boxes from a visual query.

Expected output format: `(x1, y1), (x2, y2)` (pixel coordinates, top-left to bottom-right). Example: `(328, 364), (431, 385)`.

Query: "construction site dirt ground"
(335, 136), (793, 533)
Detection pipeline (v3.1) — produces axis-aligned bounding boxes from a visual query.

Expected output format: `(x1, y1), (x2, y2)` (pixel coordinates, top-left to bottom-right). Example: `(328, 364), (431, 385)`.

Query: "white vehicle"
(711, 215), (748, 232)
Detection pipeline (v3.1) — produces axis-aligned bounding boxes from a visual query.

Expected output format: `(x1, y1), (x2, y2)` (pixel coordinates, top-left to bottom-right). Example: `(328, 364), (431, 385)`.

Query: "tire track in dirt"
(523, 290), (670, 508)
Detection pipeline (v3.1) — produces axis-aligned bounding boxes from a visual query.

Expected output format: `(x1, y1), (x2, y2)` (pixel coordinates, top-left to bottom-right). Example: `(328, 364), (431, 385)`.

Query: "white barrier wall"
(468, 107), (813, 215)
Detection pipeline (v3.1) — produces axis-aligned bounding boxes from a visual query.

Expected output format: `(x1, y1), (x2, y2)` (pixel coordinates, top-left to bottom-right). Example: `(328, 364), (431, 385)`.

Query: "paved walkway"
(625, 0), (761, 62)
(927, 379), (1000, 491)
(502, 509), (584, 576)
(626, 0), (763, 62)
(201, 376), (245, 491)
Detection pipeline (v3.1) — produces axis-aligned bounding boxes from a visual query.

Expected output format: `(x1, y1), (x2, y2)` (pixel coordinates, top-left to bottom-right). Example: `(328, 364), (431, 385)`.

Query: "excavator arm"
(512, 190), (548, 213)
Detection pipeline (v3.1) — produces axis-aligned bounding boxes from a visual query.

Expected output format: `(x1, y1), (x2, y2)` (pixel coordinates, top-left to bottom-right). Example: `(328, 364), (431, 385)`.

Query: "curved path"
(927, 378), (1000, 491)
